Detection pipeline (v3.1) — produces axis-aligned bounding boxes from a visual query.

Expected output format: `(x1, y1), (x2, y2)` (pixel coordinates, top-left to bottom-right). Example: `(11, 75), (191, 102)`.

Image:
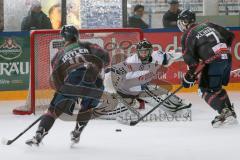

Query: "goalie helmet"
(60, 25), (79, 41)
(177, 10), (196, 32)
(136, 40), (153, 64)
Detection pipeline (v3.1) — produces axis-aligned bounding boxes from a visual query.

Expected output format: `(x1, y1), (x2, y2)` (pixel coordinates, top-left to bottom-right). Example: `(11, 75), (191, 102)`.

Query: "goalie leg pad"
(116, 91), (137, 106)
(160, 93), (192, 113)
(142, 86), (191, 113)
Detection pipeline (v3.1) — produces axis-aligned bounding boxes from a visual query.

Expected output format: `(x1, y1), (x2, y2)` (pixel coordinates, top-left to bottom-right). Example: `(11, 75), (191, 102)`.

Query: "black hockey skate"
(26, 127), (47, 146)
(70, 123), (87, 146)
(70, 130), (82, 144)
(212, 107), (238, 128)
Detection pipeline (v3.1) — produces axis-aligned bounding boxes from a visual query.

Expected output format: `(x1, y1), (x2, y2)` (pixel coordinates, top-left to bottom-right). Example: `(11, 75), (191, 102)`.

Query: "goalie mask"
(177, 10), (196, 32)
(136, 40), (153, 64)
(60, 25), (79, 41)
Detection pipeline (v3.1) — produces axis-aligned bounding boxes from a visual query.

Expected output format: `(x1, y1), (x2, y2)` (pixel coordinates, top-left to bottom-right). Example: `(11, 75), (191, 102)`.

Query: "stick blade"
(1, 138), (11, 145)
(130, 120), (138, 126)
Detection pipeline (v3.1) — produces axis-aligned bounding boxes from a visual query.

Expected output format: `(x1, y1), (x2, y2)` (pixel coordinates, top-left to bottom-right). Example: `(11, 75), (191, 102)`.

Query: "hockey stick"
(144, 87), (191, 113)
(129, 62), (206, 126)
(112, 93), (143, 125)
(1, 116), (42, 145)
(116, 94), (142, 118)
(129, 85), (184, 126)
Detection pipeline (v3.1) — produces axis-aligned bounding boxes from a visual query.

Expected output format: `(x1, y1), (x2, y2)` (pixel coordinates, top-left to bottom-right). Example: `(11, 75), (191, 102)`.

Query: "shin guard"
(202, 89), (232, 113)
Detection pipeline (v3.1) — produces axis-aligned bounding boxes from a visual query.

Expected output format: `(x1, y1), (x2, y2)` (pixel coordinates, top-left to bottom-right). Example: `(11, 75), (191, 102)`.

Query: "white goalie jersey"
(111, 50), (183, 96)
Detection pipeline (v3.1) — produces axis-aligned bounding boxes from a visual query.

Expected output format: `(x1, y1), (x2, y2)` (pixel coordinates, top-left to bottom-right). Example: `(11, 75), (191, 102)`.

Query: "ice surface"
(0, 92), (240, 160)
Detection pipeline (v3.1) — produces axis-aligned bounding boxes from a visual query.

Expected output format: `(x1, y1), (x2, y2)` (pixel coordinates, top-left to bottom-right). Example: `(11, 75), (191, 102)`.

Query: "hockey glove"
(161, 50), (183, 67)
(182, 70), (196, 88)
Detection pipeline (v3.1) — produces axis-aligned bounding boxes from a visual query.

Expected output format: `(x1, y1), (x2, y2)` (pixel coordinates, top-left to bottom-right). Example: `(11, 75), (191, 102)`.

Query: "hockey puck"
(115, 129), (122, 132)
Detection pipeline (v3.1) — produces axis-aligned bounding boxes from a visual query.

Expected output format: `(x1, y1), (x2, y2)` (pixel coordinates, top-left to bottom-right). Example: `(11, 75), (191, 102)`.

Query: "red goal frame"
(13, 28), (144, 115)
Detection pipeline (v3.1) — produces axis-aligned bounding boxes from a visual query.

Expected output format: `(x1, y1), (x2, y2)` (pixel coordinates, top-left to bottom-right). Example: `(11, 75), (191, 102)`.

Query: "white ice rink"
(0, 92), (240, 160)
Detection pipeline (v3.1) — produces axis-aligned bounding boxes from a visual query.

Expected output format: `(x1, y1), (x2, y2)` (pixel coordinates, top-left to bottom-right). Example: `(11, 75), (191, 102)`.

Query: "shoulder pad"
(78, 41), (92, 48)
(125, 54), (140, 64)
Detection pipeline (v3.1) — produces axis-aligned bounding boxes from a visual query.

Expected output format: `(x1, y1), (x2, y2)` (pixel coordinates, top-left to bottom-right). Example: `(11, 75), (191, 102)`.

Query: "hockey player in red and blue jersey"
(26, 25), (110, 146)
(177, 10), (237, 127)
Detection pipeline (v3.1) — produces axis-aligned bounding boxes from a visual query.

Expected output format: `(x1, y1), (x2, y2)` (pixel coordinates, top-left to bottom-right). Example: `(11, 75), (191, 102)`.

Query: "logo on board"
(0, 37), (22, 60)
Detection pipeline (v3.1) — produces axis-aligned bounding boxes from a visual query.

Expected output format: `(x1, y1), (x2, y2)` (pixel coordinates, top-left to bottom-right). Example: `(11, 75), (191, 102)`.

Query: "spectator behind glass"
(128, 4), (149, 29)
(162, 0), (181, 28)
(21, 0), (52, 31)
(49, 4), (62, 29)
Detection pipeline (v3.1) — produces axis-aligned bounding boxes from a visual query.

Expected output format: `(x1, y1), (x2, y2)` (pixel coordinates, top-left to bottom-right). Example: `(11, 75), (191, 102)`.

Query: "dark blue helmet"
(177, 10), (196, 32)
(60, 25), (79, 41)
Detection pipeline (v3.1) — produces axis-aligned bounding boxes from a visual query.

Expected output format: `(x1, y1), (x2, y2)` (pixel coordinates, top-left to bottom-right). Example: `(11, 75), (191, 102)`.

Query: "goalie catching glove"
(161, 49), (184, 67)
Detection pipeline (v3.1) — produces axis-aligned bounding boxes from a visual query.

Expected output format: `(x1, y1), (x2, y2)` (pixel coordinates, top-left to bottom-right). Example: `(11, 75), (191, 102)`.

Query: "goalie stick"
(114, 94), (142, 118)
(117, 85), (184, 126)
(129, 85), (184, 126)
(1, 116), (42, 145)
(144, 87), (191, 113)
(129, 62), (206, 126)
(113, 94), (146, 125)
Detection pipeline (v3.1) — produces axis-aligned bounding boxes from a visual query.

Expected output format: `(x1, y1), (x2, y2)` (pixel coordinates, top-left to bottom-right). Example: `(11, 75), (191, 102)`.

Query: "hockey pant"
(37, 69), (104, 133)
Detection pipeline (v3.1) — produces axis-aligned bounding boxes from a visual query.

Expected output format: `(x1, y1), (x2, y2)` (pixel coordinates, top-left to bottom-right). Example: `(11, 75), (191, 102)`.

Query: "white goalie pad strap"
(161, 93), (182, 105)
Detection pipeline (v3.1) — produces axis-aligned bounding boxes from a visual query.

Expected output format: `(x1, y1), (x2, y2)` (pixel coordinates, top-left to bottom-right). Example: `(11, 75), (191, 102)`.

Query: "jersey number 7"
(206, 31), (220, 43)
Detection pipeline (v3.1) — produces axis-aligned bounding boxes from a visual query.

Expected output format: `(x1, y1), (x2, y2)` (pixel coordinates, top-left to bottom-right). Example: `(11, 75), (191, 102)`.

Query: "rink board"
(0, 28), (239, 100)
(0, 83), (239, 100)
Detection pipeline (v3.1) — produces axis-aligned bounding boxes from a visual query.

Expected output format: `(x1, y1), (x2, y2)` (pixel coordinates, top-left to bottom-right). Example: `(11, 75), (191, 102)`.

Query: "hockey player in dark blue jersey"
(26, 25), (110, 146)
(177, 10), (237, 127)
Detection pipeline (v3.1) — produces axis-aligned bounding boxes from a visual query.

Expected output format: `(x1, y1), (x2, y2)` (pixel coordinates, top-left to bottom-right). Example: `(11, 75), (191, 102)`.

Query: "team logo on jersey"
(0, 37), (22, 60)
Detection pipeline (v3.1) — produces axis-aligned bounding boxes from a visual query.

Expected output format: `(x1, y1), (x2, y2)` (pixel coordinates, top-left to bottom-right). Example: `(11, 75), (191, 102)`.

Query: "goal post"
(12, 28), (144, 116)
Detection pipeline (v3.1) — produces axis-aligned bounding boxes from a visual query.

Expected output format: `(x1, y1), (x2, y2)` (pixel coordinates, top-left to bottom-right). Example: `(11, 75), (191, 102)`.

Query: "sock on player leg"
(38, 111), (56, 133)
(203, 89), (232, 114)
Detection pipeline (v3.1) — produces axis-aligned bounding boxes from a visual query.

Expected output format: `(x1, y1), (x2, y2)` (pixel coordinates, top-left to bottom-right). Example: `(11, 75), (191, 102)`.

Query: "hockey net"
(12, 28), (144, 116)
